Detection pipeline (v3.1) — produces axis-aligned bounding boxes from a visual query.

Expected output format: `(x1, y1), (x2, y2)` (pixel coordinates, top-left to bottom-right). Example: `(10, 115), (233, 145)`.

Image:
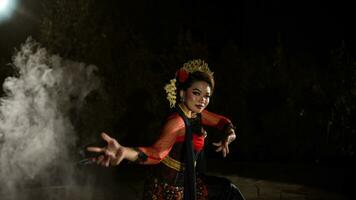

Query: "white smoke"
(0, 38), (100, 193)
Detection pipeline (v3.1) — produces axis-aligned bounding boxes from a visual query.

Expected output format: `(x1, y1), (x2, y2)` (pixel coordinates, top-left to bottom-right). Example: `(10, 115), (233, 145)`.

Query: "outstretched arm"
(87, 114), (185, 166)
(136, 115), (185, 164)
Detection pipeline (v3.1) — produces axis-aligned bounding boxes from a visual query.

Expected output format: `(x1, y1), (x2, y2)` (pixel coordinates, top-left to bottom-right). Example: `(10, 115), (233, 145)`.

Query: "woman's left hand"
(212, 129), (236, 157)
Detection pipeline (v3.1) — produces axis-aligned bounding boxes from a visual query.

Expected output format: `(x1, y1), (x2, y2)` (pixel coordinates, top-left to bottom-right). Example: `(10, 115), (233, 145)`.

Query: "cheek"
(186, 93), (196, 101)
(205, 99), (210, 106)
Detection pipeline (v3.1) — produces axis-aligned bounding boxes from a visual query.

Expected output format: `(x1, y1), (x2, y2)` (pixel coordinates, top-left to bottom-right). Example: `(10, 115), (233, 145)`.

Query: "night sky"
(1, 1), (356, 54)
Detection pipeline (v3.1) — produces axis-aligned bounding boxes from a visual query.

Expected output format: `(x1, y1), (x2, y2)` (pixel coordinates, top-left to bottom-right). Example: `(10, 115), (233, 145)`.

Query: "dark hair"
(177, 71), (215, 93)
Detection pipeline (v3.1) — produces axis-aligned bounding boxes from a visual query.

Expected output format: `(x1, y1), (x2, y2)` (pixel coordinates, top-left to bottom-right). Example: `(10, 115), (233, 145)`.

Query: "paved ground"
(1, 161), (352, 200)
(222, 174), (349, 200)
(207, 161), (352, 200)
(3, 176), (350, 200)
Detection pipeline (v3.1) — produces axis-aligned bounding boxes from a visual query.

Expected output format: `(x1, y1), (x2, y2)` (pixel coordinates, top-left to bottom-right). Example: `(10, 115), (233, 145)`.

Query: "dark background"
(0, 0), (355, 197)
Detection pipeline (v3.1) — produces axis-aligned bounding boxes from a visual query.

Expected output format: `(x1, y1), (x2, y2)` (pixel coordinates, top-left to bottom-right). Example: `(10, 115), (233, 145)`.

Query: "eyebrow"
(193, 88), (211, 95)
(192, 88), (201, 92)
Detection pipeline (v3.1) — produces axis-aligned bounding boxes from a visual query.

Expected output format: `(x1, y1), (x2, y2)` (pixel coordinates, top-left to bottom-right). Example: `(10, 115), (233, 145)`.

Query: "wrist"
(223, 123), (235, 136)
(226, 128), (235, 136)
(131, 147), (148, 163)
(121, 146), (129, 160)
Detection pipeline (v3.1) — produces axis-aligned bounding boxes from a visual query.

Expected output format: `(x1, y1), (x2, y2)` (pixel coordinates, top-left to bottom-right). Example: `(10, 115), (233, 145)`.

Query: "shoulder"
(202, 109), (228, 118)
(162, 113), (185, 133)
(166, 113), (185, 127)
(201, 109), (213, 116)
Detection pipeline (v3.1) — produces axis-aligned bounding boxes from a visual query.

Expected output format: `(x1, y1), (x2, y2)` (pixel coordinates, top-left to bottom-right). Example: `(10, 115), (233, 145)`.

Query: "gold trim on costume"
(161, 156), (196, 172)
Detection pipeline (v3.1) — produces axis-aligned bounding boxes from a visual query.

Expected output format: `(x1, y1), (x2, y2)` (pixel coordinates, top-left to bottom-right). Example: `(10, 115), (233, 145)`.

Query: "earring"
(180, 96), (185, 102)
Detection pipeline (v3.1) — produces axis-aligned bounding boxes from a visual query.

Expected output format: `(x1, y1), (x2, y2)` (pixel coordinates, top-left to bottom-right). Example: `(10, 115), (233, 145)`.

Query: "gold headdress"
(164, 59), (213, 108)
(181, 59), (214, 77)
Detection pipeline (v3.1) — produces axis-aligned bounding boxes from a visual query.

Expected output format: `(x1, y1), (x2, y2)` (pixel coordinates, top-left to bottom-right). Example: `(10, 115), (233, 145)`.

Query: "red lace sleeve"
(201, 110), (232, 130)
(137, 114), (185, 165)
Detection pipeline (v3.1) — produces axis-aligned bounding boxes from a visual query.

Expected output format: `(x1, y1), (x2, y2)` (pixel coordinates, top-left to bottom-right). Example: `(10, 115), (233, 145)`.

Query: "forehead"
(189, 81), (211, 93)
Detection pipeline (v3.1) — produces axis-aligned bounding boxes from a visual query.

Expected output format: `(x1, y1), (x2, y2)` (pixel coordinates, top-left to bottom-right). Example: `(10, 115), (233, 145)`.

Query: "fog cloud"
(0, 38), (100, 195)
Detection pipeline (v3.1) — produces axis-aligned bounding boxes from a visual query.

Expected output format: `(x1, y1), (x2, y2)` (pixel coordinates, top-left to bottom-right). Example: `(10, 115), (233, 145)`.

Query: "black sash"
(177, 108), (196, 200)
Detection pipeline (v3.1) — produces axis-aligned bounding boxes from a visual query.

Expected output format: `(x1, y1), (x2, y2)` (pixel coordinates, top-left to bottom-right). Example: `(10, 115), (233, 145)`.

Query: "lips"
(195, 104), (204, 109)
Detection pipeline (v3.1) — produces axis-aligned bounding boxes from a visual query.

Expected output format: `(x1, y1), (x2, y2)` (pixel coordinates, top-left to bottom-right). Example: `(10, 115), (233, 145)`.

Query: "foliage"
(37, 0), (356, 164)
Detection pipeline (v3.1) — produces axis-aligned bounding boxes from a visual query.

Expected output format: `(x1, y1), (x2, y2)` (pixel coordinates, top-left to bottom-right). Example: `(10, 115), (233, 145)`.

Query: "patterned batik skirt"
(142, 176), (208, 200)
(142, 174), (245, 200)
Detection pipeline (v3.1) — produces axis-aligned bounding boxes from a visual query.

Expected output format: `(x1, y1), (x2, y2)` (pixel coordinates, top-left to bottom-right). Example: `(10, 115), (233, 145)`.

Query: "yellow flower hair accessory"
(164, 78), (177, 108)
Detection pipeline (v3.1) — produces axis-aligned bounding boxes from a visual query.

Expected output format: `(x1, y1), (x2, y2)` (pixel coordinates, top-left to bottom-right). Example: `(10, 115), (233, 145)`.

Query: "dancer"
(87, 59), (245, 200)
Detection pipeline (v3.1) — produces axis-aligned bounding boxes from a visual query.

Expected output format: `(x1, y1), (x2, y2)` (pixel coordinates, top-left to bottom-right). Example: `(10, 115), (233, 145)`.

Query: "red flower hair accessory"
(176, 69), (189, 83)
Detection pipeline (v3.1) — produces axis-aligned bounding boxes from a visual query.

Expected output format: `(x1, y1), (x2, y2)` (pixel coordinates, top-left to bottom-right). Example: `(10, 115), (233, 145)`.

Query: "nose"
(200, 96), (207, 104)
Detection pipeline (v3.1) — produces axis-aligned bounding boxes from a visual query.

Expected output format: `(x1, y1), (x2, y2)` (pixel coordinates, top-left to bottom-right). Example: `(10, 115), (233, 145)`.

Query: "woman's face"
(181, 81), (212, 113)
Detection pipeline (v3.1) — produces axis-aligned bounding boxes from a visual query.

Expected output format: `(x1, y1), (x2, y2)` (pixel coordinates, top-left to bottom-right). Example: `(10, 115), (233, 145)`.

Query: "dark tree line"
(19, 0), (355, 165)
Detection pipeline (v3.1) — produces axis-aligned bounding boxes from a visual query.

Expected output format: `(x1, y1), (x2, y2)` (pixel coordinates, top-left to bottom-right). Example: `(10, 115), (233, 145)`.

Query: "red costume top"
(137, 110), (232, 165)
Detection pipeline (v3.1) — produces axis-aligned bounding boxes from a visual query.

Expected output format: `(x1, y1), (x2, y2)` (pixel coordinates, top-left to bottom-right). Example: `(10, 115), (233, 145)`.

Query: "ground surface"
(1, 160), (352, 200)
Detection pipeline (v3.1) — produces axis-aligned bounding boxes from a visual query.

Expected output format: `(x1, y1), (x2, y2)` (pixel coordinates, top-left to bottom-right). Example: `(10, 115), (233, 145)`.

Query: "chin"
(193, 108), (204, 113)
(186, 104), (205, 114)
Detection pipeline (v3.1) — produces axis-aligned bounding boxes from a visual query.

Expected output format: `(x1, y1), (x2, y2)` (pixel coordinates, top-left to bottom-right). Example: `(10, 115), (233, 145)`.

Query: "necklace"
(178, 104), (191, 118)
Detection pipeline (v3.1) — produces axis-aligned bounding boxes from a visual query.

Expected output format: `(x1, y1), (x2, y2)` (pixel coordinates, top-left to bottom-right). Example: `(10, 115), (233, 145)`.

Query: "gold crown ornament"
(181, 59), (213, 77)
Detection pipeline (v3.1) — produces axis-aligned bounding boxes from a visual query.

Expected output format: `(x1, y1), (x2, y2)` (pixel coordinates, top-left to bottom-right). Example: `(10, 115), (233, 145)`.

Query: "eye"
(193, 91), (200, 96)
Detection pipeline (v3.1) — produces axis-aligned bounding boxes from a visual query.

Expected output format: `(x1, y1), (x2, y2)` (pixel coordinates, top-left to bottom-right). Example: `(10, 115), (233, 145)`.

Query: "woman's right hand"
(86, 132), (126, 167)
